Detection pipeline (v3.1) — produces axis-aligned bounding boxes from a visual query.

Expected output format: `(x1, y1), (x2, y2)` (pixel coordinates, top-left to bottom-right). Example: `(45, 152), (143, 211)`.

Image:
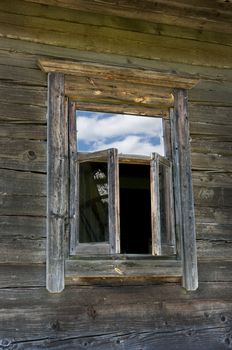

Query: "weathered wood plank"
(191, 139), (232, 156)
(75, 101), (169, 118)
(0, 82), (46, 106)
(0, 139), (46, 172)
(108, 148), (120, 254)
(40, 59), (199, 90)
(195, 207), (232, 225)
(0, 194), (45, 216)
(0, 265), (46, 288)
(68, 101), (78, 255)
(196, 223), (232, 241)
(0, 169), (46, 196)
(0, 10), (231, 69)
(197, 240), (232, 261)
(0, 101), (46, 123)
(191, 153), (232, 172)
(194, 186), (232, 208)
(190, 122), (232, 140)
(1, 283), (232, 347)
(150, 154), (161, 256)
(0, 238), (45, 264)
(0, 216), (46, 238)
(0, 63), (46, 86)
(66, 259), (181, 278)
(23, 0), (232, 35)
(173, 89), (198, 291)
(66, 75), (174, 107)
(189, 105), (232, 125)
(0, 123), (46, 140)
(0, 261), (232, 288)
(192, 171), (232, 188)
(47, 72), (67, 293)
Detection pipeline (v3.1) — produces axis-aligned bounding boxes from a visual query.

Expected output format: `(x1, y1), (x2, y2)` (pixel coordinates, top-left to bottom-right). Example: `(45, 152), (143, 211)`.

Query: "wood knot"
(27, 150), (37, 160)
(0, 338), (12, 348)
(87, 305), (97, 320)
(50, 320), (61, 331)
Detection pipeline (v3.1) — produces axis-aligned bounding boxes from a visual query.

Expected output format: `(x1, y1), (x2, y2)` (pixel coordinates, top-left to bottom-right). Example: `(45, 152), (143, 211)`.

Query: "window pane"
(76, 110), (164, 156)
(79, 161), (109, 243)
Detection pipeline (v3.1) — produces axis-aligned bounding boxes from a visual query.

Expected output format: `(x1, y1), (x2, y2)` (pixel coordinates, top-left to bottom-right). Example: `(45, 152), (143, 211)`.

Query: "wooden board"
(0, 139), (46, 172)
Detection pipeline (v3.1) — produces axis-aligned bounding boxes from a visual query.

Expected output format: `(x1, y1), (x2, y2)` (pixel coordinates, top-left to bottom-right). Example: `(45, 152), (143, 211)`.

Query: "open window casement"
(72, 148), (175, 258)
(39, 59), (199, 293)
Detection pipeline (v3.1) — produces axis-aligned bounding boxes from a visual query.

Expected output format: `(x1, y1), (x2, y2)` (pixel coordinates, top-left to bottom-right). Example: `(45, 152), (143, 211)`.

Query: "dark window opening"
(119, 163), (151, 254)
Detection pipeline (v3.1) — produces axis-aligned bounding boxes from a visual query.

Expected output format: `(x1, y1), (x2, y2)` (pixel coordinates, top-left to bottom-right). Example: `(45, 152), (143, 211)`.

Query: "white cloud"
(77, 111), (164, 156)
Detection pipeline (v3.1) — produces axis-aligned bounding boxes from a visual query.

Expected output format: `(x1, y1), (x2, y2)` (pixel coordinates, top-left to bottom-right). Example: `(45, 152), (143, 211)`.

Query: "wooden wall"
(0, 0), (232, 348)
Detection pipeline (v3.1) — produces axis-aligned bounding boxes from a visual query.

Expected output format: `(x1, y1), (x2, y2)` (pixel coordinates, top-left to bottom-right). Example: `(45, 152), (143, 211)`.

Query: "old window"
(70, 111), (175, 257)
(39, 59), (199, 293)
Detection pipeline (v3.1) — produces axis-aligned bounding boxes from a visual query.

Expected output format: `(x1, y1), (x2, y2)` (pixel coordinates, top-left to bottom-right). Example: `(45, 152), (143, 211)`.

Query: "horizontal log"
(0, 194), (46, 216)
(0, 264), (45, 288)
(0, 123), (46, 140)
(190, 122), (232, 140)
(195, 207), (232, 225)
(0, 139), (46, 172)
(0, 238), (45, 264)
(0, 101), (46, 123)
(0, 169), (46, 196)
(192, 171), (232, 188)
(189, 80), (232, 105)
(191, 153), (232, 172)
(0, 216), (46, 238)
(0, 9), (231, 69)
(23, 0), (232, 36)
(1, 260), (232, 288)
(66, 259), (182, 278)
(0, 63), (46, 86)
(0, 82), (46, 107)
(197, 240), (232, 261)
(0, 283), (232, 345)
(196, 223), (232, 241)
(191, 139), (232, 157)
(1, 326), (231, 350)
(193, 186), (232, 208)
(189, 105), (232, 125)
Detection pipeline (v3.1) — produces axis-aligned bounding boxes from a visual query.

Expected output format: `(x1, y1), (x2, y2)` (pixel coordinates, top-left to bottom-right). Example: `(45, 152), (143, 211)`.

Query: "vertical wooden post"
(47, 72), (67, 293)
(173, 89), (198, 291)
(108, 148), (120, 254)
(69, 102), (78, 255)
(151, 153), (161, 256)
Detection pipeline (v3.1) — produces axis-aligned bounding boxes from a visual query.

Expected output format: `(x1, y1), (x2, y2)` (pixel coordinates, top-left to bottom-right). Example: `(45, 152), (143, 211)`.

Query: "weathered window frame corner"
(39, 58), (199, 293)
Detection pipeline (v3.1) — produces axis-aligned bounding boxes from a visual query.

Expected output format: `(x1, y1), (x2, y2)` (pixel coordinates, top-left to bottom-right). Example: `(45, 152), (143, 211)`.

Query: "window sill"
(65, 257), (181, 279)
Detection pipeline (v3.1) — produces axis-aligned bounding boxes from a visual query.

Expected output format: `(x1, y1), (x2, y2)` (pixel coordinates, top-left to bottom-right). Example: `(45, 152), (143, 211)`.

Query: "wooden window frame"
(39, 59), (199, 293)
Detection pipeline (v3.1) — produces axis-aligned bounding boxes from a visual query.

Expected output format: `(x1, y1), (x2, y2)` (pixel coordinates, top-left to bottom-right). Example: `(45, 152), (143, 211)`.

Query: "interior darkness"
(119, 163), (151, 254)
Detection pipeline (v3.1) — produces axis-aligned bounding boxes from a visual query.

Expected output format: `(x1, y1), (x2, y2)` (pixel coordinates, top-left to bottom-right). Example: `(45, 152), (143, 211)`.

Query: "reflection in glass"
(76, 110), (164, 156)
(79, 161), (109, 243)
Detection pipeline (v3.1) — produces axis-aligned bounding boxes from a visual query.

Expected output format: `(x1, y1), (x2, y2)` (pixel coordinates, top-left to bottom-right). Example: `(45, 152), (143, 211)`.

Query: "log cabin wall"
(0, 0), (231, 348)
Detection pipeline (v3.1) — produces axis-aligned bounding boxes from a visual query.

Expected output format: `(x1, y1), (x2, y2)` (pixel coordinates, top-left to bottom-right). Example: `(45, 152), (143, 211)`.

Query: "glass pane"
(76, 110), (164, 156)
(79, 161), (109, 243)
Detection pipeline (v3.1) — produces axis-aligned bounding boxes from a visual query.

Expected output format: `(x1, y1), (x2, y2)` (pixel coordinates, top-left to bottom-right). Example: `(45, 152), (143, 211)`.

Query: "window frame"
(40, 59), (199, 293)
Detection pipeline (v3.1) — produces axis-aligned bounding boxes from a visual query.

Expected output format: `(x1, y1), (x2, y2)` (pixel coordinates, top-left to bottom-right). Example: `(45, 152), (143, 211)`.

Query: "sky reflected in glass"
(76, 110), (164, 156)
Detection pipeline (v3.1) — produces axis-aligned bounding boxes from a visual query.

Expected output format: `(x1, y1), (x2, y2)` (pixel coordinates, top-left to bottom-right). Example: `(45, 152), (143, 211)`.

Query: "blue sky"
(76, 110), (164, 156)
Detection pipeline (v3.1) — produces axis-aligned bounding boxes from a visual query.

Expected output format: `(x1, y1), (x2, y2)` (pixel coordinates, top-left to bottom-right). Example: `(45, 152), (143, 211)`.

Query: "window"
(71, 111), (175, 257)
(39, 59), (199, 292)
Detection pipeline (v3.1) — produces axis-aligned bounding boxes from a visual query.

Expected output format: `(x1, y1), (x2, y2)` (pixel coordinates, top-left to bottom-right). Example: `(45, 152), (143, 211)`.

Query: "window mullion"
(150, 153), (162, 256)
(108, 148), (120, 254)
